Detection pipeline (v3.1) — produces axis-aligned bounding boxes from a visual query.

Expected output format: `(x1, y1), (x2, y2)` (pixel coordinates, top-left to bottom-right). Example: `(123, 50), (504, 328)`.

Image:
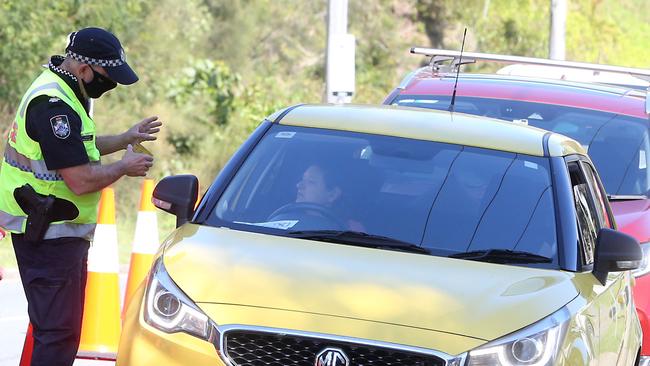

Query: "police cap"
(65, 27), (138, 85)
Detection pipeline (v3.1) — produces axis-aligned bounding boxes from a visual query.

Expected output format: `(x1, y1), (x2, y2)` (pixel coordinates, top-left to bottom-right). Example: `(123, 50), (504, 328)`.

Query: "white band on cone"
(88, 224), (120, 273)
(132, 211), (159, 254)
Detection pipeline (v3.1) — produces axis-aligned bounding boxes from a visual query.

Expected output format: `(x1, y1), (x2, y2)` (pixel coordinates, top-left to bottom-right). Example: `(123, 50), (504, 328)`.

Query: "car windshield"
(393, 95), (650, 197)
(209, 125), (558, 265)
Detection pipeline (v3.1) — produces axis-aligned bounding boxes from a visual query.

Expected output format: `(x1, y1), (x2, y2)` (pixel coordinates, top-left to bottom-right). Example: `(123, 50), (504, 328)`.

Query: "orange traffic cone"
(77, 187), (121, 360)
(19, 323), (34, 366)
(122, 179), (159, 317)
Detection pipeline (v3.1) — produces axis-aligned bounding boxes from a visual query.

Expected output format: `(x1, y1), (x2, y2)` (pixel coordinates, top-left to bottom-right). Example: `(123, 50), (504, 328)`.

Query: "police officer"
(0, 27), (161, 366)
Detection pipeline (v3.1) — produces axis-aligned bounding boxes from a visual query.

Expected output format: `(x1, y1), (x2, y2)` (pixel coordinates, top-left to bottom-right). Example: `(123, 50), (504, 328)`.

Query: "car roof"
(398, 70), (648, 119)
(268, 104), (584, 158)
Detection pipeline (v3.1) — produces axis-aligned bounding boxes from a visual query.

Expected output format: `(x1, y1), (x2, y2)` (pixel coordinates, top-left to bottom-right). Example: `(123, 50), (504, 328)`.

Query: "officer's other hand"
(122, 144), (154, 177)
(125, 116), (162, 145)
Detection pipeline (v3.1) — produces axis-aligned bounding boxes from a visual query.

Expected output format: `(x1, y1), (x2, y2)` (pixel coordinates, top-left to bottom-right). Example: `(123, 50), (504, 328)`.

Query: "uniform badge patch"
(50, 115), (71, 139)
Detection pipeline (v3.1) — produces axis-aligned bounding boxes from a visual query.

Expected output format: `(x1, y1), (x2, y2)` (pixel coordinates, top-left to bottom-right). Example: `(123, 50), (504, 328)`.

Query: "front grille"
(224, 330), (446, 366)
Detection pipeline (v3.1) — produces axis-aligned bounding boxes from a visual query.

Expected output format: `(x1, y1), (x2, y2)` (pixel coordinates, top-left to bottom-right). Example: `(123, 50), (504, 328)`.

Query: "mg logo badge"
(315, 347), (350, 366)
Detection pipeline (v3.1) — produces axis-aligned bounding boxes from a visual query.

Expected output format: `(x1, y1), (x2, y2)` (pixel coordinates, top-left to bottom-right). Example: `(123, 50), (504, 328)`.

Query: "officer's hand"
(122, 144), (154, 177)
(124, 116), (162, 146)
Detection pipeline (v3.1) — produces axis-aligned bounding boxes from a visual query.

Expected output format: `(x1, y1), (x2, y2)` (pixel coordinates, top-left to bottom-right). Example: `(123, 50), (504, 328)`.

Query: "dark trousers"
(12, 234), (89, 366)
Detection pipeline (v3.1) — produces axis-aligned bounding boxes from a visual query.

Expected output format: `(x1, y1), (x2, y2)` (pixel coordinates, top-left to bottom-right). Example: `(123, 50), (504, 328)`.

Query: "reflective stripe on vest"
(0, 211), (96, 241)
(4, 144), (63, 181)
(0, 211), (24, 232)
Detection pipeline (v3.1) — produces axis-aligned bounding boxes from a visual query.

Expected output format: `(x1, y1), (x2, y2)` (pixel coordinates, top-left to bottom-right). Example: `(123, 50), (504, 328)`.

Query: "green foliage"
(459, 0), (550, 59)
(0, 1), (70, 108)
(202, 0), (326, 77)
(414, 0), (449, 47)
(166, 133), (201, 156)
(566, 0), (650, 66)
(167, 59), (240, 126)
(349, 0), (427, 103)
(234, 82), (289, 130)
(0, 0), (150, 118)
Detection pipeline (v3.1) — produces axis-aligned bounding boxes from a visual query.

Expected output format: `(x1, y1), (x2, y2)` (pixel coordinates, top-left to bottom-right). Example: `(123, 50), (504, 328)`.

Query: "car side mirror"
(152, 175), (198, 228)
(593, 228), (642, 285)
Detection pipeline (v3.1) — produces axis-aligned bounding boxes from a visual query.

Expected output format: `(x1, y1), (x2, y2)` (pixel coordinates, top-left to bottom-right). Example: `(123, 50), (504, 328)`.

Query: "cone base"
(79, 271), (121, 354)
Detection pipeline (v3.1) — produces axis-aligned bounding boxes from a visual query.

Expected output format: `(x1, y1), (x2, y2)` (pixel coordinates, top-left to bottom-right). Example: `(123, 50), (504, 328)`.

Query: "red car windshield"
(393, 95), (650, 197)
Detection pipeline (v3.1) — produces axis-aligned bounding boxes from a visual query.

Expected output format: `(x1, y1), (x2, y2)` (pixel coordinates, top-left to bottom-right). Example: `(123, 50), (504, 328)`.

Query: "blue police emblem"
(50, 115), (71, 139)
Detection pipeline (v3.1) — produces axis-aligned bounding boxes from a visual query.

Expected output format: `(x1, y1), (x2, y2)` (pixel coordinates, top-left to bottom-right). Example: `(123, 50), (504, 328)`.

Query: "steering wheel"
(268, 202), (344, 229)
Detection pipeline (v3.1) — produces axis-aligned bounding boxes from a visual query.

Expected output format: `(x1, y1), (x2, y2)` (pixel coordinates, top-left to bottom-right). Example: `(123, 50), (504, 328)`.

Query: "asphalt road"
(0, 270), (28, 366)
(0, 269), (122, 366)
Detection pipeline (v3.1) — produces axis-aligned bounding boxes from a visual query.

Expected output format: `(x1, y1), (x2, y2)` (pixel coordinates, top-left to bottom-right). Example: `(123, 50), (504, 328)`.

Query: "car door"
(580, 160), (635, 365)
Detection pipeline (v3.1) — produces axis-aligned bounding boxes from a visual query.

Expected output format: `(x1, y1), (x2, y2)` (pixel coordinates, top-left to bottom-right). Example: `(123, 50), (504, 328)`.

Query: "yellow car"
(118, 104), (643, 365)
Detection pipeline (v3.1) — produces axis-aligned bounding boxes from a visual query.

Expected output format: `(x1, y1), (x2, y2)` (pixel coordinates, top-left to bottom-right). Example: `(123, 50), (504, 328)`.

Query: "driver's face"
(296, 166), (331, 205)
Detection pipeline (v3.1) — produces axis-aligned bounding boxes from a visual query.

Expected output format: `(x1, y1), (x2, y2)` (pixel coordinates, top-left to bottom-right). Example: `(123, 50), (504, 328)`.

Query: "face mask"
(83, 67), (117, 98)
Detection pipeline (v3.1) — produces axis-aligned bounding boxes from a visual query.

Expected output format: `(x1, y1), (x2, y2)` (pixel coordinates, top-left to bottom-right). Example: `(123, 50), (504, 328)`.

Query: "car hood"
(163, 225), (578, 341)
(611, 199), (650, 243)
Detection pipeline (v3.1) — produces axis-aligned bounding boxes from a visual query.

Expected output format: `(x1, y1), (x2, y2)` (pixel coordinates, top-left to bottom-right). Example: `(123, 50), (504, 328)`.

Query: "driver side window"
(567, 160), (605, 266)
(582, 162), (612, 229)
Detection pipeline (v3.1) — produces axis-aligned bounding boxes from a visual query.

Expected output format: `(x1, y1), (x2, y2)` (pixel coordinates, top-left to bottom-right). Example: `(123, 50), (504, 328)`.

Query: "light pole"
(549, 0), (567, 60)
(325, 0), (355, 103)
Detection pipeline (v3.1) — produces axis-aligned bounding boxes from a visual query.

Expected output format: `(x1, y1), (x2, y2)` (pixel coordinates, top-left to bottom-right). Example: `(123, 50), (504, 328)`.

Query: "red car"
(384, 48), (650, 364)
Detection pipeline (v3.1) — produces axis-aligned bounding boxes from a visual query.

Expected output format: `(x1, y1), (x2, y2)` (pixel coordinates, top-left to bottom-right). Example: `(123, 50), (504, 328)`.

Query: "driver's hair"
(314, 162), (344, 191)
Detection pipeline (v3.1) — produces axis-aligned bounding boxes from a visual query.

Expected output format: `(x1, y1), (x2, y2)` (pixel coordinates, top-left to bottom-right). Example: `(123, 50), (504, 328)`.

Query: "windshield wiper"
(286, 230), (431, 254)
(607, 194), (648, 201)
(448, 249), (552, 264)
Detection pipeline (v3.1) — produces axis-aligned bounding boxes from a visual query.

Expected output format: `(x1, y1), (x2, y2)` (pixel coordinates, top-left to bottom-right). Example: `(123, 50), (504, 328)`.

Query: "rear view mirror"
(593, 228), (642, 285)
(152, 175), (198, 228)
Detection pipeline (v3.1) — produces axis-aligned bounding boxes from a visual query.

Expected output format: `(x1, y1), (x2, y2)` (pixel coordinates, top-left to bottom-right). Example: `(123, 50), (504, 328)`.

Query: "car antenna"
(449, 27), (467, 113)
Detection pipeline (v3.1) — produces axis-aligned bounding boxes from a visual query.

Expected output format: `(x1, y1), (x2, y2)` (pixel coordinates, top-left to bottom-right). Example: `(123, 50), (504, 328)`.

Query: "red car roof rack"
(410, 47), (650, 115)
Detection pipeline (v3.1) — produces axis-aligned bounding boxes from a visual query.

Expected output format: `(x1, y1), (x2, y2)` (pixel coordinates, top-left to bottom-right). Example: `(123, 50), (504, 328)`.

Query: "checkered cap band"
(66, 50), (124, 67)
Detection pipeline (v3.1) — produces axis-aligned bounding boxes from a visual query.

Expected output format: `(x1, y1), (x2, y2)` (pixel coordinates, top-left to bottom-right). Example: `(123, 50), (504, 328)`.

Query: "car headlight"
(466, 307), (569, 366)
(632, 243), (650, 278)
(144, 257), (215, 341)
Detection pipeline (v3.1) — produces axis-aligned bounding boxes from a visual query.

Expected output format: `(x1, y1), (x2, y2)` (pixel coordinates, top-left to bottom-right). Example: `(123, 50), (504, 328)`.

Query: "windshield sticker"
(512, 119), (528, 125)
(641, 150), (647, 169)
(275, 131), (296, 139)
(235, 220), (298, 230)
(524, 161), (538, 170)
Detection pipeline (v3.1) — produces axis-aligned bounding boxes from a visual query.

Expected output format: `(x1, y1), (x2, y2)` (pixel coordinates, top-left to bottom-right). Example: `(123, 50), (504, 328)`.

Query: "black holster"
(13, 184), (79, 242)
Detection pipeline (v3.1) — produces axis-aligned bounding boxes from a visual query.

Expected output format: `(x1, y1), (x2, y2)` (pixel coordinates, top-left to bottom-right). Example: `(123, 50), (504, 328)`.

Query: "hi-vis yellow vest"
(0, 69), (101, 240)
